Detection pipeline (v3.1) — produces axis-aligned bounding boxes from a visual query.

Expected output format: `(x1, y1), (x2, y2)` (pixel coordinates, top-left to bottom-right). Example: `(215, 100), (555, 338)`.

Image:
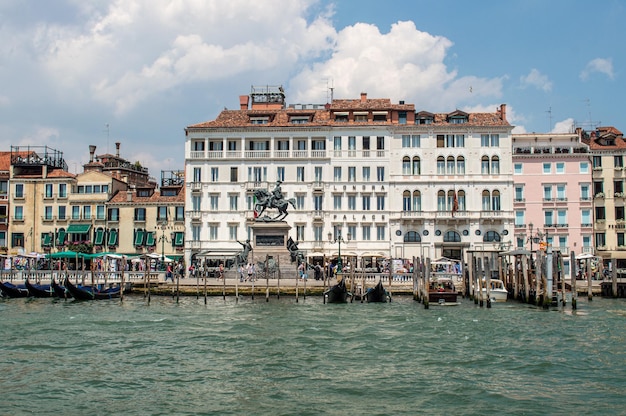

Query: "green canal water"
(1, 295), (625, 415)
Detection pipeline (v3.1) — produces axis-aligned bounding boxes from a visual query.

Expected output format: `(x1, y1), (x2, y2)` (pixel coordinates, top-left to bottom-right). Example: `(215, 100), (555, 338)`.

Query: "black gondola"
(324, 278), (351, 303)
(364, 280), (391, 303)
(64, 278), (121, 301)
(51, 278), (71, 299)
(0, 281), (29, 298)
(25, 278), (54, 298)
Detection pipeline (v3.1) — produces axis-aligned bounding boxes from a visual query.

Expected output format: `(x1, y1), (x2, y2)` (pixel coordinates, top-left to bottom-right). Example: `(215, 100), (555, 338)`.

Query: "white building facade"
(184, 87), (514, 269)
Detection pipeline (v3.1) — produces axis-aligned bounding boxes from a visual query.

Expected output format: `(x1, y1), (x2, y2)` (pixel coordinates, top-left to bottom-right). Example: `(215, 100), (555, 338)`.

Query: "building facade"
(184, 86), (514, 269)
(512, 132), (592, 275)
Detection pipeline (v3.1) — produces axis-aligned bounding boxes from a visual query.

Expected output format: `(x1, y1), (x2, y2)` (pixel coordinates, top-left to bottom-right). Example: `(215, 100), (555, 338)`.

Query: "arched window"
(481, 156), (490, 174)
(483, 230), (501, 242)
(412, 190), (421, 212)
(491, 156), (500, 174)
(482, 190), (491, 211)
(402, 190), (411, 211)
(412, 157), (421, 175)
(437, 156), (445, 174)
(437, 190), (446, 211)
(492, 190), (501, 211)
(402, 156), (411, 175)
(444, 230), (461, 242)
(404, 231), (421, 242)
(456, 156), (465, 175)
(457, 190), (466, 211)
(446, 156), (455, 174)
(447, 190), (456, 211)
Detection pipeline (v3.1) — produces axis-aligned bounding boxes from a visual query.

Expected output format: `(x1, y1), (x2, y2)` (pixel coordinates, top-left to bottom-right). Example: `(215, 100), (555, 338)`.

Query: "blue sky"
(0, 0), (623, 175)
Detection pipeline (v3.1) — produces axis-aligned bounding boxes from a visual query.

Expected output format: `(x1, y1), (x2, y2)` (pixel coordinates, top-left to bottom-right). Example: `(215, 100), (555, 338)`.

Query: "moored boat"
(0, 281), (29, 298)
(25, 278), (54, 298)
(52, 278), (71, 299)
(324, 278), (351, 303)
(481, 278), (508, 302)
(365, 280), (391, 303)
(428, 277), (459, 305)
(64, 278), (121, 300)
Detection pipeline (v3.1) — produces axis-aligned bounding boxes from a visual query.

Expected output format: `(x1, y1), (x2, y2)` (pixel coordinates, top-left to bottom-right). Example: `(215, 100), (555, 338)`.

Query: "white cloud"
(289, 20), (504, 111)
(580, 58), (614, 80)
(520, 69), (552, 92)
(552, 118), (575, 133)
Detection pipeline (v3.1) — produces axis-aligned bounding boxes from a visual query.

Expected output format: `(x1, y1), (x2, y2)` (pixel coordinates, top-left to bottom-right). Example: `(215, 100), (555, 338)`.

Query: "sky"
(0, 0), (623, 177)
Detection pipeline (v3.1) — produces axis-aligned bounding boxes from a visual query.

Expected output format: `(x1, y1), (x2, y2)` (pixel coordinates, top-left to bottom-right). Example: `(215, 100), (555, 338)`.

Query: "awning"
(67, 224), (91, 233)
(174, 232), (184, 247)
(145, 232), (155, 246)
(42, 233), (52, 246)
(93, 229), (104, 246)
(134, 230), (145, 246)
(108, 229), (118, 246)
(56, 230), (66, 246)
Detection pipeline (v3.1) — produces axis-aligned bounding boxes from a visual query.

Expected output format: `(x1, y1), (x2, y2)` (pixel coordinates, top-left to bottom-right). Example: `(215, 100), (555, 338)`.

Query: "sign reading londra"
(255, 235), (285, 247)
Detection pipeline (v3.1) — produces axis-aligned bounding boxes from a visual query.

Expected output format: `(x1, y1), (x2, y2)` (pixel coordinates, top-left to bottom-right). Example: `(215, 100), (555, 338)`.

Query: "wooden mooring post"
(423, 258), (430, 309)
(570, 251), (577, 310)
(587, 257), (593, 301)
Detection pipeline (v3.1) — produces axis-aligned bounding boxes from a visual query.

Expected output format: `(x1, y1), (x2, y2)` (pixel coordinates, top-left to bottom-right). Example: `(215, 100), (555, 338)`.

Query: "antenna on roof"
(325, 78), (334, 103)
(104, 123), (110, 154)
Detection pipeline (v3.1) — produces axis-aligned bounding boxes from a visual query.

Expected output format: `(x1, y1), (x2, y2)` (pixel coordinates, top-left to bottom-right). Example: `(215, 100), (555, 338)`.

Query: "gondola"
(64, 278), (121, 301)
(0, 281), (29, 298)
(364, 280), (391, 303)
(51, 278), (71, 299)
(324, 278), (351, 303)
(25, 278), (54, 298)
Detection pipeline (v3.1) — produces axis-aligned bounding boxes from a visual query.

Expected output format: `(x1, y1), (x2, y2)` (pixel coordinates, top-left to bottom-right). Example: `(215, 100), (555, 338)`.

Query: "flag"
(452, 191), (458, 217)
(253, 195), (258, 218)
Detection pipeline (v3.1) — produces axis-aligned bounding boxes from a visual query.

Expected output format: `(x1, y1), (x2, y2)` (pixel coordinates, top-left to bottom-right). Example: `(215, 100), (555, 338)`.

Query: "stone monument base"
(250, 222), (297, 277)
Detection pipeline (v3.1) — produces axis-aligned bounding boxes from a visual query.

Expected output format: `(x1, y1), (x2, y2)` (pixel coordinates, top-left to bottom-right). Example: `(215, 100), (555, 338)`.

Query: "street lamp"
(527, 222), (542, 271)
(328, 228), (351, 274)
(159, 220), (168, 271)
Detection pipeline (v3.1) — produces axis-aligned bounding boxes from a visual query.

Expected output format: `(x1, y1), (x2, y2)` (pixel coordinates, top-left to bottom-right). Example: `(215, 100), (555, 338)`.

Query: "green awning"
(108, 229), (118, 246)
(94, 229), (104, 246)
(134, 230), (145, 246)
(145, 232), (155, 246)
(67, 224), (91, 233)
(56, 230), (66, 246)
(42, 233), (52, 246)
(174, 232), (184, 247)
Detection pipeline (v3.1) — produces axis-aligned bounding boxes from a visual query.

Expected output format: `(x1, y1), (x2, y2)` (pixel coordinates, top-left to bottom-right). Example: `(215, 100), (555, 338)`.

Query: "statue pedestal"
(250, 222), (296, 274)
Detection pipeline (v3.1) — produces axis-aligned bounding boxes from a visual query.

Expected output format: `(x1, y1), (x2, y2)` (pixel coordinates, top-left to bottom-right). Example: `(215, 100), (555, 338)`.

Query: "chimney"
(126, 190), (133, 202)
(360, 92), (367, 103)
(239, 95), (249, 110)
(89, 145), (96, 162)
(499, 104), (507, 121)
(115, 142), (121, 157)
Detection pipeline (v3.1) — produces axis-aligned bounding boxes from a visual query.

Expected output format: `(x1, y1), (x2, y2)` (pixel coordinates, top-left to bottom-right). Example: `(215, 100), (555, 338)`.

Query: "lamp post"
(328, 228), (351, 275)
(527, 222), (542, 272)
(159, 220), (168, 271)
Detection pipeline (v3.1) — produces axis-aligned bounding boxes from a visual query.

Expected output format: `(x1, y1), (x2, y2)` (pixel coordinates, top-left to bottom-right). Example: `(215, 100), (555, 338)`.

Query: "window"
(581, 210), (591, 226)
(193, 167), (201, 182)
(362, 225), (371, 241)
(362, 167), (370, 182)
(402, 135), (420, 148)
(362, 136), (370, 151)
(544, 210), (554, 227)
(376, 225), (386, 241)
(595, 206), (606, 220)
(58, 206), (66, 220)
(447, 157), (455, 174)
(376, 136), (385, 151)
(413, 191), (421, 211)
(192, 195), (201, 211)
(12, 232), (24, 248)
(444, 231), (461, 242)
(44, 206), (53, 220)
(403, 191), (411, 211)
(556, 162), (565, 174)
(557, 185), (566, 200)
(296, 225), (305, 241)
(481, 156), (490, 174)
(376, 195), (385, 210)
(313, 195), (323, 211)
(437, 157), (445, 175)
(297, 167), (305, 182)
(580, 184), (590, 200)
(514, 163), (523, 174)
(229, 195), (238, 211)
(402, 157), (411, 175)
(72, 206), (80, 220)
(208, 224), (218, 240)
(211, 168), (219, 182)
(348, 137), (356, 155)
(615, 155), (624, 168)
(108, 208), (119, 221)
(296, 195), (305, 210)
(543, 163), (551, 174)
(515, 211), (525, 227)
(362, 195), (371, 210)
(192, 225), (201, 241)
(230, 167), (238, 182)
(45, 184), (53, 198)
(348, 195), (356, 210)
(83, 205), (91, 220)
(314, 167), (323, 182)
(333, 136), (342, 154)
(134, 208), (146, 221)
(596, 233), (606, 247)
(333, 195), (342, 210)
(544, 185), (553, 201)
(398, 112), (407, 124)
(413, 157), (421, 175)
(491, 157), (500, 174)
(557, 210), (567, 226)
(334, 167), (342, 181)
(348, 167), (356, 182)
(15, 183), (24, 198)
(592, 156), (602, 169)
(157, 206), (168, 221)
(579, 162), (589, 174)
(228, 225), (238, 241)
(209, 195), (219, 211)
(404, 231), (421, 243)
(313, 226), (323, 242)
(175, 206), (184, 221)
(515, 186), (524, 202)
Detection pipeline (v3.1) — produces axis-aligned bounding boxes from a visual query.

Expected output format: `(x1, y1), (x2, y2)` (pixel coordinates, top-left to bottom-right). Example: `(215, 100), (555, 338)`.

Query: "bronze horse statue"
(253, 189), (296, 221)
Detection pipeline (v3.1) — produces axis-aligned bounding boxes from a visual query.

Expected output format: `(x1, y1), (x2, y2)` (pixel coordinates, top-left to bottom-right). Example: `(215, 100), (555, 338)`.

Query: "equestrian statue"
(253, 180), (296, 222)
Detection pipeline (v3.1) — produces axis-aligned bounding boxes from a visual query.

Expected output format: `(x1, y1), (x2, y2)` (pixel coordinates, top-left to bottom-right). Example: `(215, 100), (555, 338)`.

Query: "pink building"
(512, 132), (592, 275)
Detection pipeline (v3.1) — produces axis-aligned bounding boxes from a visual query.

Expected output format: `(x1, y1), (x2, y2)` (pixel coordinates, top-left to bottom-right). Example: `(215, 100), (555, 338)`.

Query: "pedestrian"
(218, 263), (224, 279)
(246, 263), (253, 281)
(166, 264), (173, 282)
(238, 264), (245, 282)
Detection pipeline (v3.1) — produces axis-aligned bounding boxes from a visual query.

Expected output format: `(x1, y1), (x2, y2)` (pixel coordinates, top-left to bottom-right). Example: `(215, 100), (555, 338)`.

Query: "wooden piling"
(587, 257), (593, 301)
(570, 251), (577, 310)
(485, 256), (492, 309)
(612, 257), (618, 298)
(423, 258), (430, 309)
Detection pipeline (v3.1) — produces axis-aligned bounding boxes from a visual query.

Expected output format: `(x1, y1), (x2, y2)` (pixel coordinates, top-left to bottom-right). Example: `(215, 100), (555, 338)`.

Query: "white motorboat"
(481, 278), (508, 302)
